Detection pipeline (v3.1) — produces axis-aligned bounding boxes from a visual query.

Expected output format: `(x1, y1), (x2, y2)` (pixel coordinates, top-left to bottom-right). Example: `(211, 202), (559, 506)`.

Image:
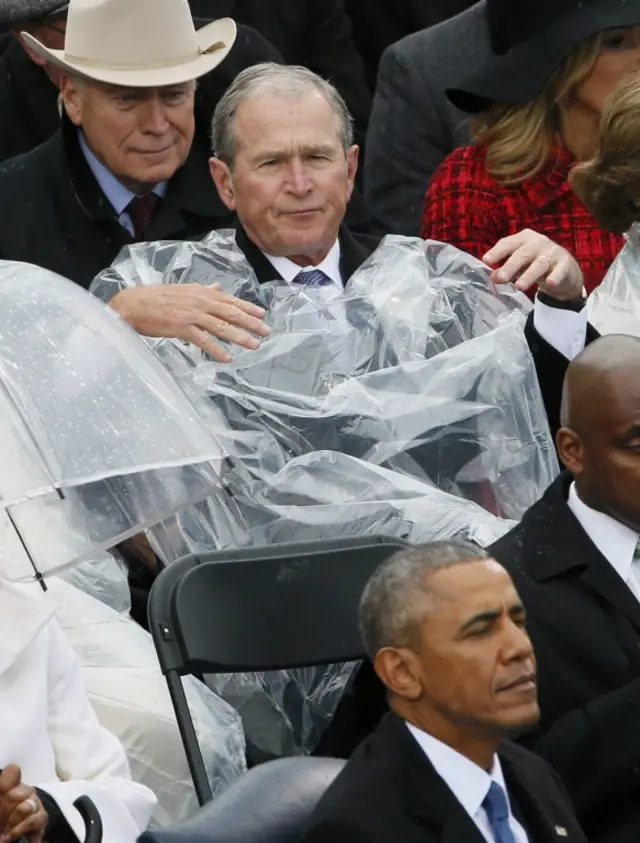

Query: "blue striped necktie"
(293, 268), (333, 286)
(483, 782), (516, 843)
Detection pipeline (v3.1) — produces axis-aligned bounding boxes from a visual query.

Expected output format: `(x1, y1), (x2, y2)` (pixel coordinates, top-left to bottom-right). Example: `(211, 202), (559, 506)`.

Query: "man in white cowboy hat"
(0, 0), (277, 356)
(0, 0), (282, 164)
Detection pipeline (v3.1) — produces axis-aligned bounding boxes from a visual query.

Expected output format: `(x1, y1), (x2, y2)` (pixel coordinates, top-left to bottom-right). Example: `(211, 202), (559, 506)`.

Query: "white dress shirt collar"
(262, 239), (343, 290)
(78, 130), (167, 216)
(567, 483), (639, 584)
(406, 723), (509, 820)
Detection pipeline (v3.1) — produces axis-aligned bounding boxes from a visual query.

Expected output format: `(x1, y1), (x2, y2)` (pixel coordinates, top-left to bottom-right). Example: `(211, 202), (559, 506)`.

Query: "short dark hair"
(358, 541), (488, 660)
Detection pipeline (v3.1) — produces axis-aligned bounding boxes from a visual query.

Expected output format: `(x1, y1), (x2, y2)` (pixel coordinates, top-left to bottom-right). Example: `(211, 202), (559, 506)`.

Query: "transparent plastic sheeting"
(0, 262), (227, 581)
(91, 232), (558, 754)
(588, 227), (640, 336)
(48, 558), (246, 828)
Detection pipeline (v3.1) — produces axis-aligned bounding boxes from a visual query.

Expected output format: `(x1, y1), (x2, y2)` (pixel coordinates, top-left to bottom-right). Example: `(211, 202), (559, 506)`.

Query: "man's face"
(210, 90), (358, 263)
(391, 561), (539, 737)
(62, 78), (195, 192)
(560, 363), (640, 531)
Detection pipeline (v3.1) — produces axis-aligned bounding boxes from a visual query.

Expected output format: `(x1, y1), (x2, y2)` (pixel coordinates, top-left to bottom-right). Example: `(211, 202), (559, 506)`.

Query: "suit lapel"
(500, 745), (574, 843)
(524, 475), (640, 635)
(338, 225), (378, 282)
(233, 223), (285, 284)
(149, 139), (232, 240)
(381, 716), (493, 843)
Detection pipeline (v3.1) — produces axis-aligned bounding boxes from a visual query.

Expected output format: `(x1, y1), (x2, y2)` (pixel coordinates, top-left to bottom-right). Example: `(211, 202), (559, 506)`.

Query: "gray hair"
(359, 542), (489, 660)
(211, 62), (354, 168)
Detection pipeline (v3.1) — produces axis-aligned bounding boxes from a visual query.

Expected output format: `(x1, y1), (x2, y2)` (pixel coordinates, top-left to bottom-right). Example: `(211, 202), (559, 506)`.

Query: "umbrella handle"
(73, 795), (103, 843)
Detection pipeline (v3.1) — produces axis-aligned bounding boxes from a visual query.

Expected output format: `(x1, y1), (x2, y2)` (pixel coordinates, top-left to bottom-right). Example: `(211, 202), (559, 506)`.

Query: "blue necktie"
(293, 268), (333, 286)
(483, 782), (516, 843)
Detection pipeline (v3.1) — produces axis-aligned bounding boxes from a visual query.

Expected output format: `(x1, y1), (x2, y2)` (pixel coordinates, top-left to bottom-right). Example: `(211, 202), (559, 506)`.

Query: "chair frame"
(148, 536), (407, 804)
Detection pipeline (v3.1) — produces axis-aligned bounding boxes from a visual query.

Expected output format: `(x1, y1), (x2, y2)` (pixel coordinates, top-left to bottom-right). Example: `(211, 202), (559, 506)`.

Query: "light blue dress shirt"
(78, 131), (167, 236)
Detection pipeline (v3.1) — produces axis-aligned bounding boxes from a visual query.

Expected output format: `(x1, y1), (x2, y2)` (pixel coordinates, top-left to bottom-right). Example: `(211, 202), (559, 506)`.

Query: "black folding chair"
(147, 536), (408, 805)
(137, 756), (345, 843)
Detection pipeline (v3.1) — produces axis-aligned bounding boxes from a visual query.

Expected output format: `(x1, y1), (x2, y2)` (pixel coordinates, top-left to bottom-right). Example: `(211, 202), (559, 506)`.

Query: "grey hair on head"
(211, 62), (354, 169)
(358, 541), (489, 660)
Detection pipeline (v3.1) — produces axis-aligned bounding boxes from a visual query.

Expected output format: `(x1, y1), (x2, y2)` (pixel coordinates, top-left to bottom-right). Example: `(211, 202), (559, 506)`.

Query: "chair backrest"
(149, 536), (408, 675)
(137, 757), (346, 843)
(147, 536), (407, 802)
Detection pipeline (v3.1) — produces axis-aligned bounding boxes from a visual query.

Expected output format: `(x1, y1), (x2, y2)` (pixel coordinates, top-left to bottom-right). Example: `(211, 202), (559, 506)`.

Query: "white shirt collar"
(567, 482), (639, 584)
(262, 239), (343, 290)
(78, 131), (167, 216)
(406, 722), (510, 821)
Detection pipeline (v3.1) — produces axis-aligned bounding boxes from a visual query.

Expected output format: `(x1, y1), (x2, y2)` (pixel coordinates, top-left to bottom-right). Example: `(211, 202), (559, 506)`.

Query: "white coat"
(0, 580), (156, 842)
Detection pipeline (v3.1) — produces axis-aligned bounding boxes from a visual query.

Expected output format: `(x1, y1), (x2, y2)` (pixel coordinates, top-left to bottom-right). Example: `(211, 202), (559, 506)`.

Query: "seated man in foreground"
(490, 335), (640, 843)
(303, 542), (587, 843)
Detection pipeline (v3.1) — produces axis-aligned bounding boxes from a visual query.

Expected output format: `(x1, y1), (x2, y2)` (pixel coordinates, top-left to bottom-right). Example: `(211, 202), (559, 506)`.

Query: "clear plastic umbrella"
(0, 261), (226, 583)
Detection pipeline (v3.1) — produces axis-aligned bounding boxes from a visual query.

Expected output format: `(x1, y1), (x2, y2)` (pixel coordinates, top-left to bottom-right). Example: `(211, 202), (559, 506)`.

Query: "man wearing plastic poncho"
(0, 580), (156, 842)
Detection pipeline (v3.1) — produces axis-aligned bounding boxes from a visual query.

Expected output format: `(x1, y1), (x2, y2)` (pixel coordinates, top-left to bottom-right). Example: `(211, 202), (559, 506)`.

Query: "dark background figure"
(491, 335), (640, 843)
(344, 0), (476, 92)
(364, 1), (487, 236)
(188, 0), (371, 167)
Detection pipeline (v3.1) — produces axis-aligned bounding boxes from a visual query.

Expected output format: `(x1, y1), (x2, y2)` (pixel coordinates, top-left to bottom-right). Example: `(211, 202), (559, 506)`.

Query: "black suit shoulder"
(304, 715), (587, 843)
(303, 717), (429, 843)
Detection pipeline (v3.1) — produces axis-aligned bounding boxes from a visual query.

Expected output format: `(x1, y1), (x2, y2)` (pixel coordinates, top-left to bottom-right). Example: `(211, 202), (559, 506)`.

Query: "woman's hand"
(0, 766), (47, 843)
(483, 229), (585, 301)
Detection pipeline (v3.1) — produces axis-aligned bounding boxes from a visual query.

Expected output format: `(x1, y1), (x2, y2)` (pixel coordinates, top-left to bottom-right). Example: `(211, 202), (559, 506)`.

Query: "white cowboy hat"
(21, 0), (237, 88)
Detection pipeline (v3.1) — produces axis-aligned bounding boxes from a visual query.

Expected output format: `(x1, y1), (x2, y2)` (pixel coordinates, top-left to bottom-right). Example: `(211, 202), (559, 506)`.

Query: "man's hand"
(483, 229), (585, 301)
(109, 282), (271, 362)
(0, 766), (47, 843)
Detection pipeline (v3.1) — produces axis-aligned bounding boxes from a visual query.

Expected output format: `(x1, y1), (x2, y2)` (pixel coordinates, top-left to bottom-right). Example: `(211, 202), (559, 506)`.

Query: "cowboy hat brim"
(21, 16), (236, 88)
(447, 0), (640, 114)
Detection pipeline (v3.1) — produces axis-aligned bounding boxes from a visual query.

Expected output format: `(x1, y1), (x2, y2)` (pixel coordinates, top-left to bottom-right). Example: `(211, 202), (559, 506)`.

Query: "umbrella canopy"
(0, 261), (226, 582)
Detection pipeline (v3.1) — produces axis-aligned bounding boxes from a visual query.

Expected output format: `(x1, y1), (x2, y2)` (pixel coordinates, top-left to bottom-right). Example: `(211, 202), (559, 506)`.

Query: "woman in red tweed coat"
(421, 0), (640, 295)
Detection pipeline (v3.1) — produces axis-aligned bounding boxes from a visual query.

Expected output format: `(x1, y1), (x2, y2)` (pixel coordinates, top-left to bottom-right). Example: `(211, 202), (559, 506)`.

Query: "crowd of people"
(4, 0), (640, 841)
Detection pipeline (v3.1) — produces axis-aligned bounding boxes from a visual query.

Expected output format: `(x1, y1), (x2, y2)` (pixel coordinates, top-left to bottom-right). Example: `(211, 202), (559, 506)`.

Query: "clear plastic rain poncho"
(588, 225), (640, 336)
(0, 263), (246, 819)
(91, 232), (559, 755)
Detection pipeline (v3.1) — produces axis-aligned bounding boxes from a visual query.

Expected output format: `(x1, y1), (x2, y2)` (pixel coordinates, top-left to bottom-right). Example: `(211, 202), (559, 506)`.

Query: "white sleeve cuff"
(533, 296), (588, 361)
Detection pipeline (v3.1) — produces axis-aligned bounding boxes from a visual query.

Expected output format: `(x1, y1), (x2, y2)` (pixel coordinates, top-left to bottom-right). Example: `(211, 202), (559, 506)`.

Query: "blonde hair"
(571, 71), (640, 233)
(471, 34), (602, 185)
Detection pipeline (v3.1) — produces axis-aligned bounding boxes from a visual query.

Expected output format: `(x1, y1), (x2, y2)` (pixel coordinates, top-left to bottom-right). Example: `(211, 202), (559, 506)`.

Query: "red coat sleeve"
(420, 146), (509, 262)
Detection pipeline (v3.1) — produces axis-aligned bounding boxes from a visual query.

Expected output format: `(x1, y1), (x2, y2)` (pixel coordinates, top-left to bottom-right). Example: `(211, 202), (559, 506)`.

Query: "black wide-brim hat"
(447, 0), (640, 114)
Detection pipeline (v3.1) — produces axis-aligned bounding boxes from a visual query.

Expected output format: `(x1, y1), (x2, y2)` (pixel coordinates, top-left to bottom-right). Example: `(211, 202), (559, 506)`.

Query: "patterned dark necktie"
(483, 782), (516, 843)
(126, 193), (162, 240)
(292, 268), (333, 286)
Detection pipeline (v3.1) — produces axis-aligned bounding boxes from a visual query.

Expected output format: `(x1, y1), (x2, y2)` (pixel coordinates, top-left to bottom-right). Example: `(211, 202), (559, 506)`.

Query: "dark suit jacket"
(345, 0), (476, 92)
(304, 713), (587, 843)
(490, 473), (640, 843)
(364, 1), (489, 236)
(0, 116), (234, 288)
(233, 223), (382, 285)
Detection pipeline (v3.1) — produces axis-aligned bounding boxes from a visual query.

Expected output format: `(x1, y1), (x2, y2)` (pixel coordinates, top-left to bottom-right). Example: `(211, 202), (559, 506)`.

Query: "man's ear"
(374, 646), (423, 702)
(556, 426), (584, 475)
(345, 144), (359, 201)
(209, 157), (236, 211)
(60, 75), (83, 126)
